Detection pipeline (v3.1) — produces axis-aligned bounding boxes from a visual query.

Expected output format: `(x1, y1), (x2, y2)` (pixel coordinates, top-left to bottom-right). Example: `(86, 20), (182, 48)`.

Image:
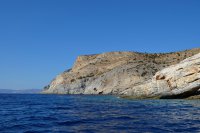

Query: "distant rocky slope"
(43, 48), (200, 99)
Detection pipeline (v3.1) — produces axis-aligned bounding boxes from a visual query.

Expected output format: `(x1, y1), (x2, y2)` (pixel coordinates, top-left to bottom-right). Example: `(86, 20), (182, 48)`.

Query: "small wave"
(57, 120), (86, 126)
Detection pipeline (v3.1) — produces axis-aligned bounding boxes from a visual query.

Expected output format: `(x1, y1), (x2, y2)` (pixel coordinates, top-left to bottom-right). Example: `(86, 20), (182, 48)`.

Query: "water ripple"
(1, 94), (200, 132)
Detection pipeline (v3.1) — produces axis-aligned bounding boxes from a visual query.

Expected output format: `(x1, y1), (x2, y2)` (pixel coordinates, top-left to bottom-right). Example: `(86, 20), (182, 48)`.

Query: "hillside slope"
(43, 48), (200, 97)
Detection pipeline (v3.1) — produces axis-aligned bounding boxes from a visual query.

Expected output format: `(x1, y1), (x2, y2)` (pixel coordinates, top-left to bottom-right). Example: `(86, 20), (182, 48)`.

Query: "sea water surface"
(0, 94), (200, 133)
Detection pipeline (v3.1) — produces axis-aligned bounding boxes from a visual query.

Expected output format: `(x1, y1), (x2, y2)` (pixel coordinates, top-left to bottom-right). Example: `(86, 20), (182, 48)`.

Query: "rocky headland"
(43, 48), (200, 99)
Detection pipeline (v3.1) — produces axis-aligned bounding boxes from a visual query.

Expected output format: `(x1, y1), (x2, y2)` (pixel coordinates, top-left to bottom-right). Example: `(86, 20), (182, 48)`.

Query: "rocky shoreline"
(43, 48), (200, 99)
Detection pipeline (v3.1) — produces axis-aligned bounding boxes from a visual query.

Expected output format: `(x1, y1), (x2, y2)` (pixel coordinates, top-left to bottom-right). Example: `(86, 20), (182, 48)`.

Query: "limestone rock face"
(121, 53), (200, 98)
(43, 48), (200, 98)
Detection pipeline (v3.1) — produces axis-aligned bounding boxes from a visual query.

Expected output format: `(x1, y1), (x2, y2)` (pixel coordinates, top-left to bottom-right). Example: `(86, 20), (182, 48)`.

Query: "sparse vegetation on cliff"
(43, 48), (200, 99)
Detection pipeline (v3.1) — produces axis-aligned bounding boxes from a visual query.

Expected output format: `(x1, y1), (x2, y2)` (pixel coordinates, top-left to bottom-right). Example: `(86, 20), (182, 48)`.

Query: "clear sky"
(0, 0), (199, 90)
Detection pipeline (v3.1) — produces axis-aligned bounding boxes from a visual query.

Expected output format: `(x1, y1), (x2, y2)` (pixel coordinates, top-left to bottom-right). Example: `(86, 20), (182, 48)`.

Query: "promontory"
(43, 48), (200, 99)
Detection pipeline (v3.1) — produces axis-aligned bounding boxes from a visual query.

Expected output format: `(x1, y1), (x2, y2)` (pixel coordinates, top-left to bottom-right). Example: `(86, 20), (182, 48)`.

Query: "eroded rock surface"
(121, 53), (200, 98)
(43, 48), (200, 98)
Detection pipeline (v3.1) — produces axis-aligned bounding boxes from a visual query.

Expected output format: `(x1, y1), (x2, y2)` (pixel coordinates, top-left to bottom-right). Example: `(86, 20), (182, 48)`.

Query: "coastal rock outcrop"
(43, 48), (200, 98)
(121, 52), (200, 98)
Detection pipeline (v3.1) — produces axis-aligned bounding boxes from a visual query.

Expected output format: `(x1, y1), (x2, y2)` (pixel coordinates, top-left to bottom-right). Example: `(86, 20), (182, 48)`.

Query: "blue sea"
(0, 94), (200, 133)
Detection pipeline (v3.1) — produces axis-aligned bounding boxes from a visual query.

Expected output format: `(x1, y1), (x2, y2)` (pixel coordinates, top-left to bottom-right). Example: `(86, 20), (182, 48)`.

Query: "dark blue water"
(0, 94), (200, 133)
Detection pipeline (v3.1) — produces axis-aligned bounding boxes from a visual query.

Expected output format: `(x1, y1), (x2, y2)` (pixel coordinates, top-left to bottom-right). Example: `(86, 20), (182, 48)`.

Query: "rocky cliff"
(121, 52), (200, 99)
(43, 48), (200, 98)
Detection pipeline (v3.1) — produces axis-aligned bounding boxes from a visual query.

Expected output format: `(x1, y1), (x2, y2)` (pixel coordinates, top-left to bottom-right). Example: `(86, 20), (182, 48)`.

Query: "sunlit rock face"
(121, 52), (200, 98)
(43, 48), (200, 98)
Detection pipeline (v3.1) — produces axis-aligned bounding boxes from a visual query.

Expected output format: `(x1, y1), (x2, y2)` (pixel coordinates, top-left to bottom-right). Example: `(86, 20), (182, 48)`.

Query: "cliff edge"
(43, 48), (200, 99)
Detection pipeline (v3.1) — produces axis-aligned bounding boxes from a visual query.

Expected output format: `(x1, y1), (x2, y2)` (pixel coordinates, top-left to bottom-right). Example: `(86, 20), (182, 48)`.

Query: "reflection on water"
(0, 94), (200, 132)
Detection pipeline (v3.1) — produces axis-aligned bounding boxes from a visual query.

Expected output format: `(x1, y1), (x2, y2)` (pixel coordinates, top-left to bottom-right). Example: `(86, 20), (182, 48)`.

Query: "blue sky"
(0, 0), (199, 90)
